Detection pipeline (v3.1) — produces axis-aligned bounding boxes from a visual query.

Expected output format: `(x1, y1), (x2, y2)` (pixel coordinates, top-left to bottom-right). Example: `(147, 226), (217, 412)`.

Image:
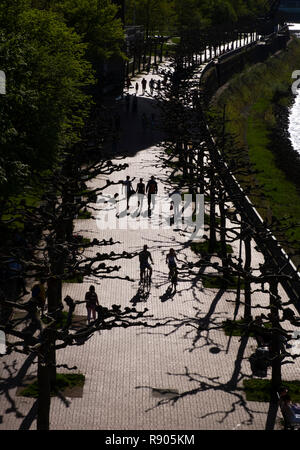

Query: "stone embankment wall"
(201, 33), (290, 103)
(199, 30), (300, 308)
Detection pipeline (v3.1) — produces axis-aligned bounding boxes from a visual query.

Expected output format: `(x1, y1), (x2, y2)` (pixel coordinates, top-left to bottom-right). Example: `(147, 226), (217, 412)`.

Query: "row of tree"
(154, 43), (300, 421)
(0, 0), (278, 207)
(0, 0), (136, 430)
(0, 0), (290, 431)
(0, 0), (124, 207)
(125, 0), (273, 37)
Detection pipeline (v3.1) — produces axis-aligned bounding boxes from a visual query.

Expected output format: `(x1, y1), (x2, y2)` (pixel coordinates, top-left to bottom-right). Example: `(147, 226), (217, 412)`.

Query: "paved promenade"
(0, 57), (299, 431)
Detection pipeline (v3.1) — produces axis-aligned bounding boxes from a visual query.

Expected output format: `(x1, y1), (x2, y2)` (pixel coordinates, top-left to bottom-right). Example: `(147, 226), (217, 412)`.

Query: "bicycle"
(140, 266), (152, 292)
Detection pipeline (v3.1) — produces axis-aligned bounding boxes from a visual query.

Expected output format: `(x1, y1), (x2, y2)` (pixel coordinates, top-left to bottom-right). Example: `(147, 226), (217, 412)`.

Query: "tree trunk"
(241, 218), (252, 321)
(269, 279), (282, 401)
(219, 192), (228, 278)
(197, 147), (204, 194)
(37, 350), (51, 430)
(47, 277), (61, 387)
(244, 227), (252, 321)
(209, 171), (217, 254)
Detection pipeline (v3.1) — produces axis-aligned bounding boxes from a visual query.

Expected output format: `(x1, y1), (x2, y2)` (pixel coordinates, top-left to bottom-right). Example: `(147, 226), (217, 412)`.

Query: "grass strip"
(202, 274), (245, 289)
(243, 379), (300, 403)
(19, 373), (85, 398)
(190, 241), (233, 256)
(211, 38), (300, 265)
(222, 319), (271, 336)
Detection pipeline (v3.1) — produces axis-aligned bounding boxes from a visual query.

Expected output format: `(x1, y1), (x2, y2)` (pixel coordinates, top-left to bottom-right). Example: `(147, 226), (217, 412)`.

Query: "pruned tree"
(154, 37), (300, 427)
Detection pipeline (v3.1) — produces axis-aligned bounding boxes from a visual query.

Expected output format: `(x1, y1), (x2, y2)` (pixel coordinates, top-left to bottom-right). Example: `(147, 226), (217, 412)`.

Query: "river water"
(288, 88), (300, 153)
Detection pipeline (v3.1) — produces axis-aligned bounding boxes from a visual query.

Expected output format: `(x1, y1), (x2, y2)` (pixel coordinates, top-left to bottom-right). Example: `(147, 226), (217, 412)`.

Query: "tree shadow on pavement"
(265, 400), (279, 431)
(19, 400), (38, 430)
(109, 95), (164, 159)
(0, 353), (79, 429)
(135, 331), (271, 428)
(136, 360), (266, 427)
(159, 287), (229, 352)
(0, 353), (36, 422)
(135, 283), (277, 429)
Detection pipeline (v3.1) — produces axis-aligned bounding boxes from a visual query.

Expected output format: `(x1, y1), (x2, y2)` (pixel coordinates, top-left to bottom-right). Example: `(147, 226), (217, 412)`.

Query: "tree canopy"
(0, 0), (125, 201)
(52, 0), (125, 61)
(125, 0), (270, 35)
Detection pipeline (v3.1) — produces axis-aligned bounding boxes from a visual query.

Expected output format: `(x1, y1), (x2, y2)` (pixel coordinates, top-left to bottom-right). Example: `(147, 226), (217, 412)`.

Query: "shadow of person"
(130, 287), (149, 306)
(160, 285), (176, 302)
(116, 206), (128, 219)
(130, 205), (141, 218)
(130, 290), (143, 306)
(141, 209), (149, 218)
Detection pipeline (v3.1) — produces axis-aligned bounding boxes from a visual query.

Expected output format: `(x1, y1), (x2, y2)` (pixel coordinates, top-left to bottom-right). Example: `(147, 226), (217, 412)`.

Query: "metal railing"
(195, 28), (300, 309)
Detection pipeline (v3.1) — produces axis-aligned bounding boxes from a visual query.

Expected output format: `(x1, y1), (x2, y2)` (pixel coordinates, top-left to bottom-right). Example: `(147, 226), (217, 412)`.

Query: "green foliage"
(52, 0), (124, 61)
(202, 275), (245, 289)
(0, 1), (94, 199)
(62, 272), (84, 283)
(243, 379), (300, 403)
(222, 319), (271, 336)
(125, 0), (267, 36)
(125, 0), (176, 36)
(19, 373), (85, 398)
(190, 241), (233, 256)
(42, 310), (73, 328)
(77, 209), (92, 219)
(212, 39), (300, 264)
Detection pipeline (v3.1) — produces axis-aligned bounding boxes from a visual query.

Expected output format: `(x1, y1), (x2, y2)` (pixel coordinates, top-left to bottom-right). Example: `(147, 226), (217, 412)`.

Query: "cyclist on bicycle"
(166, 248), (178, 280)
(139, 244), (153, 282)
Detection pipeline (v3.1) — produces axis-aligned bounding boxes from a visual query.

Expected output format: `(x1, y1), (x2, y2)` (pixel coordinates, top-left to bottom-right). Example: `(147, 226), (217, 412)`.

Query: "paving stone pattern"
(0, 56), (299, 431)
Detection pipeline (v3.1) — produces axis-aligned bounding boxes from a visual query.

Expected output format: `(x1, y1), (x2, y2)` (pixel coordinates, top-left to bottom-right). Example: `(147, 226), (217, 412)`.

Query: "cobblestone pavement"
(0, 55), (299, 431)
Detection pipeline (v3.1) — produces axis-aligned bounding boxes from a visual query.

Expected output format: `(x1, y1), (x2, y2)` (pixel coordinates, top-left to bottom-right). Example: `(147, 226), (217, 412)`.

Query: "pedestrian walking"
(31, 279), (46, 314)
(141, 78), (147, 95)
(169, 188), (182, 225)
(152, 63), (159, 74)
(156, 79), (161, 92)
(192, 90), (199, 109)
(136, 178), (146, 211)
(85, 285), (99, 324)
(146, 175), (158, 209)
(122, 175), (135, 210)
(135, 81), (139, 95)
(126, 77), (131, 91)
(149, 78), (154, 95)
